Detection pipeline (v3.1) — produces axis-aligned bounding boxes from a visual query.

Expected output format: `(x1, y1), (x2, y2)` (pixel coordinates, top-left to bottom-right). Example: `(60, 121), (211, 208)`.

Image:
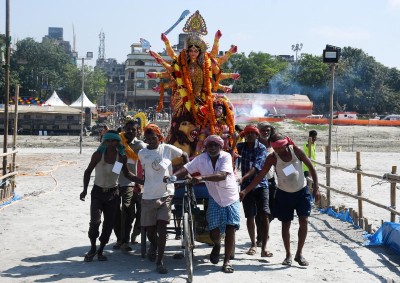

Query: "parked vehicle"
(306, 114), (323, 119)
(333, 111), (358, 120)
(382, 114), (400, 121)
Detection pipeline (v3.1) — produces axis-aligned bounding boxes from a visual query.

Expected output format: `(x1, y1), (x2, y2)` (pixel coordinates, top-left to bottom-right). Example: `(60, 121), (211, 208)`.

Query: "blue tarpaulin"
(320, 207), (400, 255)
(0, 193), (21, 208)
(319, 207), (355, 225)
(365, 222), (400, 255)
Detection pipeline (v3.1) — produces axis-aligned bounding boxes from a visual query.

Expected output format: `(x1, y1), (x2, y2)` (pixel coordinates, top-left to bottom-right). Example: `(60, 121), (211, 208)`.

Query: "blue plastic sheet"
(319, 207), (355, 225)
(365, 222), (400, 255)
(0, 193), (22, 208)
(320, 207), (400, 255)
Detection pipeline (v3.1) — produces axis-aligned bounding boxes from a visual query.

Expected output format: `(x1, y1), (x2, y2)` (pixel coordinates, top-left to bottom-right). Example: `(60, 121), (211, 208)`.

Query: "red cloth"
(144, 123), (165, 142)
(239, 125), (260, 137)
(270, 136), (296, 148)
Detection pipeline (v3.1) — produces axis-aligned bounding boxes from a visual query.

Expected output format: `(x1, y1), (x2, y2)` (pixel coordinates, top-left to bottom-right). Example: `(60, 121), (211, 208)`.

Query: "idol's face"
(188, 45), (200, 61)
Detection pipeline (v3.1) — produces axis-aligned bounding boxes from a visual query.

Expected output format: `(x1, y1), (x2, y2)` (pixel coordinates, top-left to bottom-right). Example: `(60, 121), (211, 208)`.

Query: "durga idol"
(148, 10), (240, 161)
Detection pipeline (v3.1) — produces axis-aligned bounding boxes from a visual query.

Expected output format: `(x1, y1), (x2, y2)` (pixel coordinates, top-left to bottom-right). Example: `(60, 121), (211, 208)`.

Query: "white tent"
(44, 91), (68, 106)
(69, 91), (96, 109)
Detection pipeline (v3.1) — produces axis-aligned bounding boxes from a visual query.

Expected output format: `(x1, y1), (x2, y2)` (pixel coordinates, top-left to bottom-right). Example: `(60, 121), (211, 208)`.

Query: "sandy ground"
(0, 123), (400, 282)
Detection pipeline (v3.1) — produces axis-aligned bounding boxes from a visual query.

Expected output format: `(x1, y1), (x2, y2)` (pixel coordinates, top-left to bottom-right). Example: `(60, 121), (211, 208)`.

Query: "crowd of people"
(80, 118), (320, 275)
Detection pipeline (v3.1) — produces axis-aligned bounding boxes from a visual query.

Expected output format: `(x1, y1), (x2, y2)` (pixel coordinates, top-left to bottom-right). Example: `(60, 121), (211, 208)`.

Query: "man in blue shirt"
(236, 125), (273, 257)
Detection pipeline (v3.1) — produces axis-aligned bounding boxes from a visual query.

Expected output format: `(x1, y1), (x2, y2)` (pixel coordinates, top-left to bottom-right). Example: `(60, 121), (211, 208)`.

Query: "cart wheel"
(184, 212), (194, 282)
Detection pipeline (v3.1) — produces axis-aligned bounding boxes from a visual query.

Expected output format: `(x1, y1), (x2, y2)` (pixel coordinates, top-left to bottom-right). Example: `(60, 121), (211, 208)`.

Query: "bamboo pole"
(319, 183), (400, 216)
(12, 85), (19, 172)
(0, 171), (18, 180)
(356, 152), (363, 218)
(2, 0), (11, 178)
(325, 146), (331, 206)
(307, 137), (313, 187)
(11, 86), (19, 195)
(390, 166), (397, 222)
(314, 160), (400, 181)
(0, 150), (18, 157)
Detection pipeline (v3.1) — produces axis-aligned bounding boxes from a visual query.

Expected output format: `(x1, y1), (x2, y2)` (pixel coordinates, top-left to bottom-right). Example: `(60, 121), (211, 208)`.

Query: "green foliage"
(226, 46), (400, 116)
(5, 36), (400, 116)
(229, 52), (288, 93)
(3, 37), (107, 104)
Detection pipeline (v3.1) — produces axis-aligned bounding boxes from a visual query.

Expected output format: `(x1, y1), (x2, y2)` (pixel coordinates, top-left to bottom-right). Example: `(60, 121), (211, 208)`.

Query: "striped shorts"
(207, 197), (240, 234)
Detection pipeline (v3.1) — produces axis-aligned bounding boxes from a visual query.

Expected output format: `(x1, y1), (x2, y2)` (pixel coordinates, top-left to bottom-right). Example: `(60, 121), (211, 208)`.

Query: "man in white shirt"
(138, 124), (189, 275)
(172, 135), (240, 274)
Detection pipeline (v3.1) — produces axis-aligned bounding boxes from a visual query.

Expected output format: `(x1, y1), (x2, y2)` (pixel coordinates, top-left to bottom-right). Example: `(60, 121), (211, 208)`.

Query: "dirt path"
(0, 148), (399, 282)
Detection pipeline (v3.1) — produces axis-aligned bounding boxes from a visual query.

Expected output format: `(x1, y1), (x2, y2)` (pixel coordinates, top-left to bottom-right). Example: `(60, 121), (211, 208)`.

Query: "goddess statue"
(147, 10), (240, 162)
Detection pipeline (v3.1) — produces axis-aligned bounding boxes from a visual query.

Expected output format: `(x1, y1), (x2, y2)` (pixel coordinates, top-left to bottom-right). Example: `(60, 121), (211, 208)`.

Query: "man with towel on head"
(236, 125), (272, 258)
(240, 132), (320, 267)
(138, 123), (189, 275)
(80, 130), (143, 262)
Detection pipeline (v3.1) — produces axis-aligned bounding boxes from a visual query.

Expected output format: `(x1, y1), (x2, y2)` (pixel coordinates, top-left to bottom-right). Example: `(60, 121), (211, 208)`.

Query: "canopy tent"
(43, 91), (68, 106)
(69, 91), (96, 109)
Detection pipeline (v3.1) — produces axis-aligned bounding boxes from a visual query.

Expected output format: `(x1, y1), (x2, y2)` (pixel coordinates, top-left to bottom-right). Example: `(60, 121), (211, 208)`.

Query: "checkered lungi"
(206, 197), (240, 234)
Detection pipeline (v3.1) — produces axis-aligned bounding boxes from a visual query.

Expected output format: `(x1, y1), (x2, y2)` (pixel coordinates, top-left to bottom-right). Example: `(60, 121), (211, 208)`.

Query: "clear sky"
(1, 0), (400, 69)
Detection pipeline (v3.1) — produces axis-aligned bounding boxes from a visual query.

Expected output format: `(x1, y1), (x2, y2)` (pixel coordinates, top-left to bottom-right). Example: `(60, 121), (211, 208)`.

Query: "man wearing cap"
(236, 124), (272, 257)
(240, 133), (320, 267)
(171, 134), (240, 274)
(80, 130), (144, 263)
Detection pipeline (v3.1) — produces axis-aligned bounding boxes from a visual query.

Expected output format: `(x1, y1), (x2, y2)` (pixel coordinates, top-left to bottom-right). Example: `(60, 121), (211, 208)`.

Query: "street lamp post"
(73, 51), (93, 154)
(322, 44), (341, 206)
(291, 43), (303, 93)
(291, 43), (303, 62)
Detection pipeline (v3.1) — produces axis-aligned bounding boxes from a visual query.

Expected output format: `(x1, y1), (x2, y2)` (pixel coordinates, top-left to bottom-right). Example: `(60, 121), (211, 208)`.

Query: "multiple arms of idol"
(147, 30), (240, 94)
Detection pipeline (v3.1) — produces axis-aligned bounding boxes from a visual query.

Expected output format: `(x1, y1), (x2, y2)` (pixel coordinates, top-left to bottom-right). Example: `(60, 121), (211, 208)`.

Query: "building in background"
(43, 27), (72, 55)
(124, 43), (171, 111)
(95, 58), (125, 107)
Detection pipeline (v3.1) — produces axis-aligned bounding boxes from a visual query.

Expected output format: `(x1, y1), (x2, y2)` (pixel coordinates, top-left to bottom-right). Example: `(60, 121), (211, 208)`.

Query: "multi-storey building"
(95, 58), (125, 107)
(124, 43), (171, 111)
(43, 27), (72, 56)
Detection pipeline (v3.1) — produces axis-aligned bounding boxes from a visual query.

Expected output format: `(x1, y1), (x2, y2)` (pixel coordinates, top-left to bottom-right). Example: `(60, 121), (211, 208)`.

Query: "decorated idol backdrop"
(147, 10), (240, 165)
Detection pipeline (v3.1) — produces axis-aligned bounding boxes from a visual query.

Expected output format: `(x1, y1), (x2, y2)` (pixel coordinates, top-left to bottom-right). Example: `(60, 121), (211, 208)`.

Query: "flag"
(140, 38), (151, 50)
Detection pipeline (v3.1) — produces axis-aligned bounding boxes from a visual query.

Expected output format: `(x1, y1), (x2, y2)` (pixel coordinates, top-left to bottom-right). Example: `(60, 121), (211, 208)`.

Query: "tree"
(335, 47), (400, 115)
(295, 54), (331, 113)
(11, 37), (72, 99)
(84, 67), (107, 103)
(229, 52), (288, 93)
(8, 37), (107, 105)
